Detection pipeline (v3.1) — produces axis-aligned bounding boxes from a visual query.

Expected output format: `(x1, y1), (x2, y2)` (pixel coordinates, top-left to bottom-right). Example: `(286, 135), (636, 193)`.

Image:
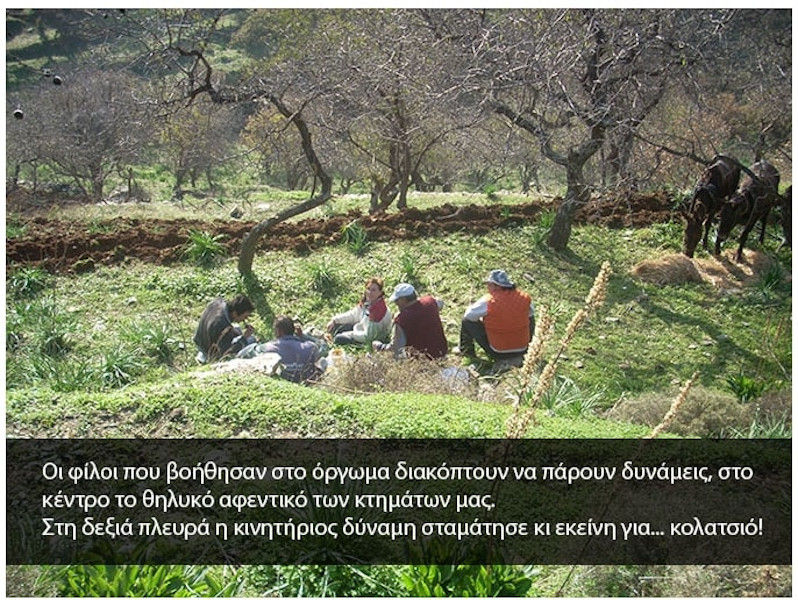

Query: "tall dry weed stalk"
(506, 261), (612, 438)
(646, 371), (698, 439)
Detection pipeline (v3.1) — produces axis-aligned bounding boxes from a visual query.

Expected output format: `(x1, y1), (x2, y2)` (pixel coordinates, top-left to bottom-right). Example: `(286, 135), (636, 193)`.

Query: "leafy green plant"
(307, 260), (340, 299)
(398, 251), (420, 286)
(98, 346), (146, 388)
(85, 218), (115, 235)
(244, 565), (403, 597)
(483, 183), (498, 200)
(538, 375), (603, 418)
(726, 371), (768, 404)
(43, 564), (243, 597)
(183, 229), (228, 267)
(340, 220), (369, 255)
(400, 564), (537, 597)
(6, 218), (27, 239)
(531, 210), (556, 245)
(25, 300), (77, 357)
(8, 266), (51, 297)
(29, 355), (97, 392)
(756, 260), (786, 293)
(726, 411), (791, 439)
(123, 322), (180, 365)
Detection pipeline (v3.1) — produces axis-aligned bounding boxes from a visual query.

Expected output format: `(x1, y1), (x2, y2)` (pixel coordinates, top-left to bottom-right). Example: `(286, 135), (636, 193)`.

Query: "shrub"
(43, 564), (243, 597)
(98, 346), (146, 388)
(244, 565), (403, 597)
(8, 266), (51, 298)
(183, 229), (228, 267)
(401, 564), (537, 597)
(538, 375), (603, 418)
(726, 371), (768, 404)
(306, 260), (340, 299)
(28, 355), (97, 393)
(123, 322), (180, 365)
(340, 220), (369, 255)
(605, 385), (774, 438)
(321, 353), (479, 399)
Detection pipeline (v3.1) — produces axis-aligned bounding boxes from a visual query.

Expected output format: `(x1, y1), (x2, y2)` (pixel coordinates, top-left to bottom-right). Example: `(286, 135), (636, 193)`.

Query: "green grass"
(6, 214), (790, 412)
(6, 372), (652, 439)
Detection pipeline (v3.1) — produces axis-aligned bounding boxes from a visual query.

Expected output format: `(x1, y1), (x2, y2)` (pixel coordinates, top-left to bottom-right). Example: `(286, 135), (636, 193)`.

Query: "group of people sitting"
(193, 269), (535, 383)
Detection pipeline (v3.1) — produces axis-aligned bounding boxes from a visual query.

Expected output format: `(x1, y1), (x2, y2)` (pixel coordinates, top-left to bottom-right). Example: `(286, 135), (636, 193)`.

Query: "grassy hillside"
(5, 194), (791, 598)
(7, 209), (791, 431)
(6, 371), (652, 439)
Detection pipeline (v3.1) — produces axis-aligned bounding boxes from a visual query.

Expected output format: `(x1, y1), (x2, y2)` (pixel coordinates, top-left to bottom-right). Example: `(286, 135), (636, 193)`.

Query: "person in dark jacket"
(373, 283), (447, 359)
(193, 295), (256, 363)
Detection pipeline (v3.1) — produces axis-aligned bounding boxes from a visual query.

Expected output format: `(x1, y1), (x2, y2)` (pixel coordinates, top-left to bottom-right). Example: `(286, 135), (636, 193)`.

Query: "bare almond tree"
(24, 69), (148, 202)
(121, 9), (336, 274)
(423, 9), (746, 250)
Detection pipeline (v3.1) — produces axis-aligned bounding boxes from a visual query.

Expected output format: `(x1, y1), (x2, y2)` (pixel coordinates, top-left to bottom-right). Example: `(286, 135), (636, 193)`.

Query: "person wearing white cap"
(458, 269), (535, 361)
(372, 283), (448, 359)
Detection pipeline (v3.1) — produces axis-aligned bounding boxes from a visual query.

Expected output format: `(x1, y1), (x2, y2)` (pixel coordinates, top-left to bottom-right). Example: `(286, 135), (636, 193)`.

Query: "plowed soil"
(7, 192), (677, 274)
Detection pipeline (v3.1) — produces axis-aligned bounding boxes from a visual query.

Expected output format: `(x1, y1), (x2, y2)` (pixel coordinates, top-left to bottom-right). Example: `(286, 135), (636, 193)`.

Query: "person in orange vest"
(458, 269), (535, 361)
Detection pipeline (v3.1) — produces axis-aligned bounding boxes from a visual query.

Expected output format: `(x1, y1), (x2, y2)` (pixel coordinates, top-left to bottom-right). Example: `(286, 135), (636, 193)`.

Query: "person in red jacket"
(458, 269), (535, 361)
(372, 283), (448, 359)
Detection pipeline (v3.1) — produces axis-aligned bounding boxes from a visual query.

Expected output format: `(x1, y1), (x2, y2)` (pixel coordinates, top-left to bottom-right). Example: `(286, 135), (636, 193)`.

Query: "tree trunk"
(10, 163), (21, 190)
(370, 185), (380, 213)
(604, 133), (635, 189)
(286, 166), (300, 190)
(411, 169), (428, 192)
(31, 162), (38, 197)
(396, 142), (411, 210)
(238, 97), (333, 275)
(546, 158), (590, 251)
(397, 184), (408, 210)
(339, 177), (353, 195)
(378, 184), (399, 211)
(370, 174), (399, 213)
(90, 167), (104, 203)
(174, 167), (186, 200)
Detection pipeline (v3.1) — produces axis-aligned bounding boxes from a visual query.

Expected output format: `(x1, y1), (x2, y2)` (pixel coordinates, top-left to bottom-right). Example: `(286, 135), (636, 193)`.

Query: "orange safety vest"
(483, 288), (531, 351)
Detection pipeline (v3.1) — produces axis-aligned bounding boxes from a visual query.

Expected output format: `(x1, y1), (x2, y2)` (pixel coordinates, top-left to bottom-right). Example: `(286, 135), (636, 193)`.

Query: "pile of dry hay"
(630, 249), (777, 289)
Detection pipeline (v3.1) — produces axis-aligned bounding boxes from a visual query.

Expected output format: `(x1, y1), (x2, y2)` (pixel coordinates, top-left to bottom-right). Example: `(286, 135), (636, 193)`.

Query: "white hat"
(389, 282), (416, 302)
(484, 269), (514, 288)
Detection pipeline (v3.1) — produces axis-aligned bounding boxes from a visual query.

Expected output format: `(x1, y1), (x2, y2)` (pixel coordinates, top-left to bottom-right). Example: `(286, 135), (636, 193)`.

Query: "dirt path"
(6, 193), (677, 273)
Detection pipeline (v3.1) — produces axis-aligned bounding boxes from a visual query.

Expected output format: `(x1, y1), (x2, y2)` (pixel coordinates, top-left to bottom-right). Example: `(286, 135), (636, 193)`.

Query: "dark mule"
(716, 160), (780, 262)
(683, 155), (741, 258)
